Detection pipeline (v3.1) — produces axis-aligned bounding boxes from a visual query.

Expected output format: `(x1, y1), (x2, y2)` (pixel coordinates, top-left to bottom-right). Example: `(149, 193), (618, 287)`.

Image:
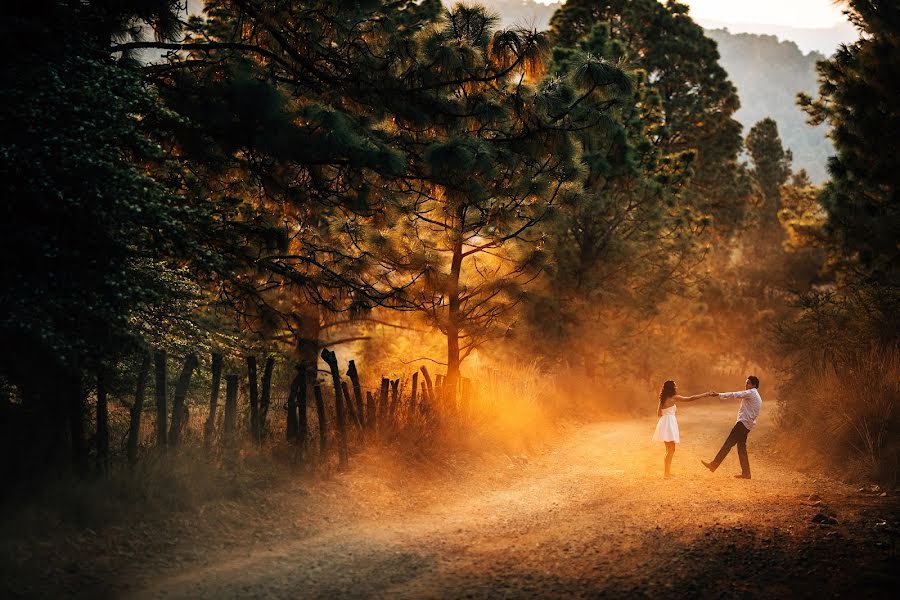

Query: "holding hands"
(707, 391), (718, 397)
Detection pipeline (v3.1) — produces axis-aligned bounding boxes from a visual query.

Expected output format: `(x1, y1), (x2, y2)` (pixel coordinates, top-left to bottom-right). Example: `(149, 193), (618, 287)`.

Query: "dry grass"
(1, 356), (790, 555)
(776, 345), (900, 485)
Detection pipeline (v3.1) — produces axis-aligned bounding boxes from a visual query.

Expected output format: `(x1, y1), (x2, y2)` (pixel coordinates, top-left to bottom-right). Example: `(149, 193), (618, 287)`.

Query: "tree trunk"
(96, 370), (108, 472)
(154, 350), (167, 452)
(313, 383), (327, 455)
(446, 228), (464, 393)
(444, 374), (457, 413)
(246, 356), (259, 444)
(127, 353), (151, 465)
(347, 360), (365, 428)
(321, 348), (348, 469)
(259, 356), (274, 442)
(204, 352), (223, 448)
(295, 303), (322, 373)
(169, 353), (198, 448)
(223, 374), (238, 443)
(410, 372), (419, 415)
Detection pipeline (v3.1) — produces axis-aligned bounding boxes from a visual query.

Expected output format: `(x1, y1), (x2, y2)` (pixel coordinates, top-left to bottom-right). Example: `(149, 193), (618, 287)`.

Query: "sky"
(667, 0), (847, 29)
(531, 0), (848, 27)
(509, 0), (857, 54)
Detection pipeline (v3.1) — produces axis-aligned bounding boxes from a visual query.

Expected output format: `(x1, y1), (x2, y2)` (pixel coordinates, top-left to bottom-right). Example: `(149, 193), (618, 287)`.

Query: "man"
(701, 375), (762, 479)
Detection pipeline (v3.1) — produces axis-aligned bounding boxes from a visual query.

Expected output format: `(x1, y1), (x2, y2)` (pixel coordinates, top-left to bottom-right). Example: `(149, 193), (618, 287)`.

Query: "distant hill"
(694, 18), (857, 55)
(706, 29), (832, 183)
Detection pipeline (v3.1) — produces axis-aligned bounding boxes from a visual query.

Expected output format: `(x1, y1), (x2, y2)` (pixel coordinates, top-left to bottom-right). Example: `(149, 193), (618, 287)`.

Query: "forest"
(706, 28), (832, 183)
(1, 1), (898, 597)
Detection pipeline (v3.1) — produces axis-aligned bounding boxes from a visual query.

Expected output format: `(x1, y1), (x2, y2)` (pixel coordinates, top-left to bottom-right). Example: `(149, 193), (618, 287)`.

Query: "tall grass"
(1, 357), (654, 544)
(777, 345), (899, 485)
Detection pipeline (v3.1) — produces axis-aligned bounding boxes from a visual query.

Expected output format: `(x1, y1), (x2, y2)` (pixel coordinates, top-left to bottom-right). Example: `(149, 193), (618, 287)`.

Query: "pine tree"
(548, 0), (748, 227)
(379, 5), (601, 387)
(131, 2), (636, 388)
(798, 0), (900, 290)
(0, 0), (225, 471)
(523, 22), (704, 368)
(746, 118), (792, 228)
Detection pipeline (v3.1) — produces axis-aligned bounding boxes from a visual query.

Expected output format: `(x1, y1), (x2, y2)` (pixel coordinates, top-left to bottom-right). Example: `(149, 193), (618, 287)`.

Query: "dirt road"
(109, 403), (898, 599)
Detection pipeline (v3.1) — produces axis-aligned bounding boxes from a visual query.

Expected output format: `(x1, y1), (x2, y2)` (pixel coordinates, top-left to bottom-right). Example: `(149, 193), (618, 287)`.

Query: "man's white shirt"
(719, 388), (762, 430)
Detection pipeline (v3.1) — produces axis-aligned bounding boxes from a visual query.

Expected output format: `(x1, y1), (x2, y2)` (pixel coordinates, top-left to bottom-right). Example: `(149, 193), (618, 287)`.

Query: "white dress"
(652, 404), (680, 443)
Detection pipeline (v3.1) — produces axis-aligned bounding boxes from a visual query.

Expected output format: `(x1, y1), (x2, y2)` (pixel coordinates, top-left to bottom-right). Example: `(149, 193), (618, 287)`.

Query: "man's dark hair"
(747, 375), (760, 389)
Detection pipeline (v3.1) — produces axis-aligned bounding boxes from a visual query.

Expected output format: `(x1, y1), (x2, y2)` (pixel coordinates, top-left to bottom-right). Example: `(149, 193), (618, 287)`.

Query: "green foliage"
(378, 4), (597, 377)
(768, 1), (900, 482)
(746, 118), (793, 228)
(549, 0), (748, 228)
(691, 122), (827, 367)
(0, 10), (206, 377)
(519, 10), (713, 369)
(798, 0), (900, 291)
(3, 0), (893, 485)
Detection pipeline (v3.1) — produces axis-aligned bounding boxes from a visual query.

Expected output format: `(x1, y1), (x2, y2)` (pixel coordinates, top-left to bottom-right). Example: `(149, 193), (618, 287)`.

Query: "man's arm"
(717, 390), (754, 400)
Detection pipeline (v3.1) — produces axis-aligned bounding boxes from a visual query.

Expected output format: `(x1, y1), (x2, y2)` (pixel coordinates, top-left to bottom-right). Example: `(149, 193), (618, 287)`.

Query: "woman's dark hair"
(658, 380), (676, 408)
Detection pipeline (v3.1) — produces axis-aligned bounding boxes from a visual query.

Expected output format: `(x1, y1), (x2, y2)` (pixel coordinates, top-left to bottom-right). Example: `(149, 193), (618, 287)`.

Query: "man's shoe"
(701, 460), (715, 472)
(733, 474), (751, 479)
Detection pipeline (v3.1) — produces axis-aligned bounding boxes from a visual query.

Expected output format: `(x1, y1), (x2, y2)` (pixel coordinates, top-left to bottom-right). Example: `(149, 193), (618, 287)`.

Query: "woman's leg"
(664, 441), (676, 478)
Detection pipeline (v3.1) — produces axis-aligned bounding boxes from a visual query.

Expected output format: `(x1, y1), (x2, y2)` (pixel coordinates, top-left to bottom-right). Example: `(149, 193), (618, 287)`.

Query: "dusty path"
(120, 404), (897, 599)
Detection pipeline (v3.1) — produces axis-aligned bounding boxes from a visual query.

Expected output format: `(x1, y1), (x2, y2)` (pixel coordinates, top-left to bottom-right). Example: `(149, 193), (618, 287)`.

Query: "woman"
(652, 380), (715, 479)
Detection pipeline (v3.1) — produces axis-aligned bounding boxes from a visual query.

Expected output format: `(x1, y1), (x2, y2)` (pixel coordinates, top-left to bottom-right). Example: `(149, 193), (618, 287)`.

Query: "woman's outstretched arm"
(673, 392), (717, 402)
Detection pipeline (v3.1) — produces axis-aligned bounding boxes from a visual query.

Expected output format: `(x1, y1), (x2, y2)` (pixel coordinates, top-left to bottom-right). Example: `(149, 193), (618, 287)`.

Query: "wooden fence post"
(313, 383), (327, 455)
(378, 377), (390, 427)
(259, 356), (274, 442)
(321, 348), (349, 469)
(127, 353), (151, 465)
(223, 374), (238, 445)
(204, 352), (222, 448)
(169, 353), (198, 448)
(366, 391), (376, 431)
(342, 380), (363, 432)
(389, 378), (400, 416)
(298, 365), (309, 446)
(419, 366), (435, 404)
(247, 356), (259, 444)
(347, 360), (365, 428)
(286, 367), (300, 441)
(96, 370), (108, 472)
(410, 372), (419, 415)
(154, 350), (167, 452)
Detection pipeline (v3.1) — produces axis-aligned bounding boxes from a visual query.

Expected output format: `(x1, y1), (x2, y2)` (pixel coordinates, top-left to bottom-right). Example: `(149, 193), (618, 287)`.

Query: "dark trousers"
(710, 422), (751, 476)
